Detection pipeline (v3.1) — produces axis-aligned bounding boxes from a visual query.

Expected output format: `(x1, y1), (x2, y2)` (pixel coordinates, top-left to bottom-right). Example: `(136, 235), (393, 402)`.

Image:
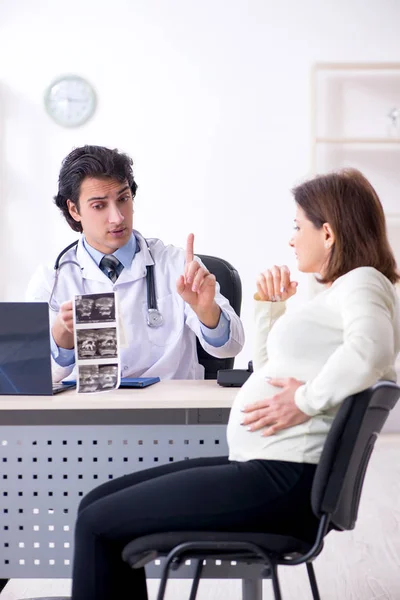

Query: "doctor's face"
(67, 177), (133, 254)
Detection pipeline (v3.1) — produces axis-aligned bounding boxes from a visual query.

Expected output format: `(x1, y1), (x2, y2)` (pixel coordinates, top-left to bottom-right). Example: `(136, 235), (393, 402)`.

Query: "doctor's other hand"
(241, 377), (311, 436)
(176, 233), (221, 328)
(51, 300), (75, 350)
(255, 265), (298, 302)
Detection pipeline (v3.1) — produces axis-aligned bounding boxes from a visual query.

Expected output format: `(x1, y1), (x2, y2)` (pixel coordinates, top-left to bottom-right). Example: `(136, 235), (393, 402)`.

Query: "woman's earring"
(324, 242), (331, 249)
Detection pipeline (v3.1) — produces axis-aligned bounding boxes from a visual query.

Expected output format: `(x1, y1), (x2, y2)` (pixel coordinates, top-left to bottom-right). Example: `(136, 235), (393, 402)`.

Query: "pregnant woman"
(71, 168), (400, 600)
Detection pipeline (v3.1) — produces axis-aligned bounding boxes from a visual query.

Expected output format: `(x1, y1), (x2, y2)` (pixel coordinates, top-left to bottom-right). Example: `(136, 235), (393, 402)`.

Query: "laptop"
(0, 302), (76, 396)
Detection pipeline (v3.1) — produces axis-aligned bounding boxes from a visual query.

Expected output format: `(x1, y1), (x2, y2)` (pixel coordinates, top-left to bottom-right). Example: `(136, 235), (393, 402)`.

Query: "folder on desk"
(63, 376), (160, 389)
(119, 377), (160, 388)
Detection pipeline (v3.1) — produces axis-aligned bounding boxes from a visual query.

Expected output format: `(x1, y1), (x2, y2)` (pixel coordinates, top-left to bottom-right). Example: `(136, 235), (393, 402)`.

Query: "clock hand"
(56, 97), (87, 103)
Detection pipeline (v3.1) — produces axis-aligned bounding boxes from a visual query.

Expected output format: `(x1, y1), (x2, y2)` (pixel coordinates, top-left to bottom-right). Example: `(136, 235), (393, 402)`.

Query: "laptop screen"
(0, 303), (53, 396)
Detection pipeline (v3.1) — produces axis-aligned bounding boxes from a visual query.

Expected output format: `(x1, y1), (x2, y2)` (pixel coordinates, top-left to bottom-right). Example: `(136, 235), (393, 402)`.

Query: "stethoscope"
(49, 239), (164, 328)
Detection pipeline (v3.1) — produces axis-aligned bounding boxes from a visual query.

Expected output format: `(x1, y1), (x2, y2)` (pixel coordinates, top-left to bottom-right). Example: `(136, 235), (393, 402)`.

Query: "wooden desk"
(0, 380), (236, 412)
(0, 381), (237, 578)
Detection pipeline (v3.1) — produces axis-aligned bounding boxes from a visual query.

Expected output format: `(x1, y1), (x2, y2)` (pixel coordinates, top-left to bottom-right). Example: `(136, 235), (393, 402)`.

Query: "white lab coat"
(26, 231), (245, 382)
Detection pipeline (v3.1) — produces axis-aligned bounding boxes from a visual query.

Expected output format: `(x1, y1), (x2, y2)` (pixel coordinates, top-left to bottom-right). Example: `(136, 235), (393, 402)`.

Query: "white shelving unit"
(311, 63), (400, 170)
(311, 62), (400, 273)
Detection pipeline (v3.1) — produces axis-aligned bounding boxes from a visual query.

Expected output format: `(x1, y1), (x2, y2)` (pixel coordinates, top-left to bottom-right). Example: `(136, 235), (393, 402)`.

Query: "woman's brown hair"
(292, 168), (399, 285)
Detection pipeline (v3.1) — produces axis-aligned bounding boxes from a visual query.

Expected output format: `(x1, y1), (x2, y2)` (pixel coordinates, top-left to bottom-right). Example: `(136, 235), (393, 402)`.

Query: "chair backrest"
(311, 380), (400, 532)
(196, 254), (242, 379)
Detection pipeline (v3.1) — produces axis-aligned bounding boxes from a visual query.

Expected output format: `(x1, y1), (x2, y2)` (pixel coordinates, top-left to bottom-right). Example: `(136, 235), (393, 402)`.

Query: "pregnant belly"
(226, 367), (335, 463)
(226, 367), (309, 458)
(232, 369), (278, 413)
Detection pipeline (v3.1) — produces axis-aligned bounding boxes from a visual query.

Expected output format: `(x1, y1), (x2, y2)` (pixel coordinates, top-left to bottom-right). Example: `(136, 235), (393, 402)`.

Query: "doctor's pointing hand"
(176, 234), (221, 329)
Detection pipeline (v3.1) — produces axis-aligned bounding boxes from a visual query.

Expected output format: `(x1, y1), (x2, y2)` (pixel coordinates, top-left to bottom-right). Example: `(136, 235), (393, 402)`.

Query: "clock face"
(44, 75), (96, 128)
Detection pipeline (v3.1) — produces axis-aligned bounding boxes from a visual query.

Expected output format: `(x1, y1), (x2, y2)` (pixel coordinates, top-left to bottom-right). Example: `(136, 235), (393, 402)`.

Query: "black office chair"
(122, 380), (400, 600)
(196, 254), (242, 379)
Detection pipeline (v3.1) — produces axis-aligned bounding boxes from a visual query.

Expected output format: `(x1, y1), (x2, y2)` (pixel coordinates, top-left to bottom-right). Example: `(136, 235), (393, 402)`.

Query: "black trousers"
(71, 456), (317, 600)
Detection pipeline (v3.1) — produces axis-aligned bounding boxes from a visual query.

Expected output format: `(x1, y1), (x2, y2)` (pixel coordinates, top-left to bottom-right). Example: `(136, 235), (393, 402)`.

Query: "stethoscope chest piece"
(147, 308), (164, 328)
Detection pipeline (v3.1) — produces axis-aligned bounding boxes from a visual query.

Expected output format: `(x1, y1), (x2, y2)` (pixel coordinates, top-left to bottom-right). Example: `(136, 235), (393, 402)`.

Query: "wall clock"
(44, 75), (96, 128)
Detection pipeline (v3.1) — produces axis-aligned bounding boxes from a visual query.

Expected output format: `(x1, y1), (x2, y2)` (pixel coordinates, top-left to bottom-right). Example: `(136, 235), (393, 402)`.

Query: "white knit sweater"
(227, 267), (400, 464)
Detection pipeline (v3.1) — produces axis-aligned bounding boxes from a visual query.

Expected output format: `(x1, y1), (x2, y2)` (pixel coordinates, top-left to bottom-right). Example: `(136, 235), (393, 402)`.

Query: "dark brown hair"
(292, 168), (399, 285)
(54, 145), (138, 233)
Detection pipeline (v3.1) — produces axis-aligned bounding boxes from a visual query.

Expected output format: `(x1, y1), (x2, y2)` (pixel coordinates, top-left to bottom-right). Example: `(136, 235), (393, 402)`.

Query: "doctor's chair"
(122, 380), (400, 600)
(196, 254), (242, 379)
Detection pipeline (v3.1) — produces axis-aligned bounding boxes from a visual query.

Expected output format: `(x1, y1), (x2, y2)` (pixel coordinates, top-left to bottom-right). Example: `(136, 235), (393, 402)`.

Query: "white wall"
(1, 0), (400, 368)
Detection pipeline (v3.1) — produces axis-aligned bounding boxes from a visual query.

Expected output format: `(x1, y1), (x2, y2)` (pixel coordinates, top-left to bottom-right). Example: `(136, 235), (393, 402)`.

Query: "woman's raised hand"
(256, 265), (298, 302)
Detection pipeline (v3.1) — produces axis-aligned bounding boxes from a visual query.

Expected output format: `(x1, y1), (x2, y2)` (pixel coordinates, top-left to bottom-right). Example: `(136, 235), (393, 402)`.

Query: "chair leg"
(242, 578), (263, 600)
(306, 562), (321, 600)
(188, 560), (203, 600)
(156, 560), (172, 600)
(270, 563), (282, 600)
(157, 558), (202, 600)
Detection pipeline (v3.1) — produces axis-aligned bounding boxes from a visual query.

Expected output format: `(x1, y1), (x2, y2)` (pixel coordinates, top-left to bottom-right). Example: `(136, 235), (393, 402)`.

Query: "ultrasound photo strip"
(76, 328), (118, 361)
(75, 292), (116, 324)
(78, 364), (120, 394)
(73, 292), (121, 393)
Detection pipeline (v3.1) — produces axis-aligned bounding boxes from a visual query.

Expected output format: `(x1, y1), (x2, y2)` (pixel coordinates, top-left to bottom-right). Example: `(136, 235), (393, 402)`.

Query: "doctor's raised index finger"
(186, 233), (195, 264)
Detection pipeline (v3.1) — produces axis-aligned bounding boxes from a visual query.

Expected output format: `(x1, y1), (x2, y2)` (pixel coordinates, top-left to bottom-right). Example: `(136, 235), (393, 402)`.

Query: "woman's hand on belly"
(240, 377), (310, 436)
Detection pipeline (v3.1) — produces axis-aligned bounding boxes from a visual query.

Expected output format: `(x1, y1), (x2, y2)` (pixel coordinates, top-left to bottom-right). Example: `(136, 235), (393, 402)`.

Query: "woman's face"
(289, 205), (334, 275)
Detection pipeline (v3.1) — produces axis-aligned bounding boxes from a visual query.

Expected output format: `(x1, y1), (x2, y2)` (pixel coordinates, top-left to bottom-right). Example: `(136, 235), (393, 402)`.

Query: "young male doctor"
(26, 145), (244, 382)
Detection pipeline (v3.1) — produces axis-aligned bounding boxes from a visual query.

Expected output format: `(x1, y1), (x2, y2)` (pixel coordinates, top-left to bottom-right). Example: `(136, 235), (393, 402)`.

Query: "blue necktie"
(100, 255), (123, 283)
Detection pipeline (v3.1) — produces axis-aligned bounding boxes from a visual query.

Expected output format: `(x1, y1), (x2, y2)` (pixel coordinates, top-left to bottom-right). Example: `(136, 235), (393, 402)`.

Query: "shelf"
(314, 63), (400, 72)
(316, 138), (400, 144)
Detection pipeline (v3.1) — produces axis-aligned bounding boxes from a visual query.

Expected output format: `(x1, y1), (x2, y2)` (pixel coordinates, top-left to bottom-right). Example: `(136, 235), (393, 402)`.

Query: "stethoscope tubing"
(50, 238), (163, 327)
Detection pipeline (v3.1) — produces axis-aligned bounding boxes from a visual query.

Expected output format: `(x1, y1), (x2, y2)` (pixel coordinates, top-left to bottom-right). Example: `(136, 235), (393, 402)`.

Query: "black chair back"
(311, 380), (400, 532)
(196, 254), (242, 379)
